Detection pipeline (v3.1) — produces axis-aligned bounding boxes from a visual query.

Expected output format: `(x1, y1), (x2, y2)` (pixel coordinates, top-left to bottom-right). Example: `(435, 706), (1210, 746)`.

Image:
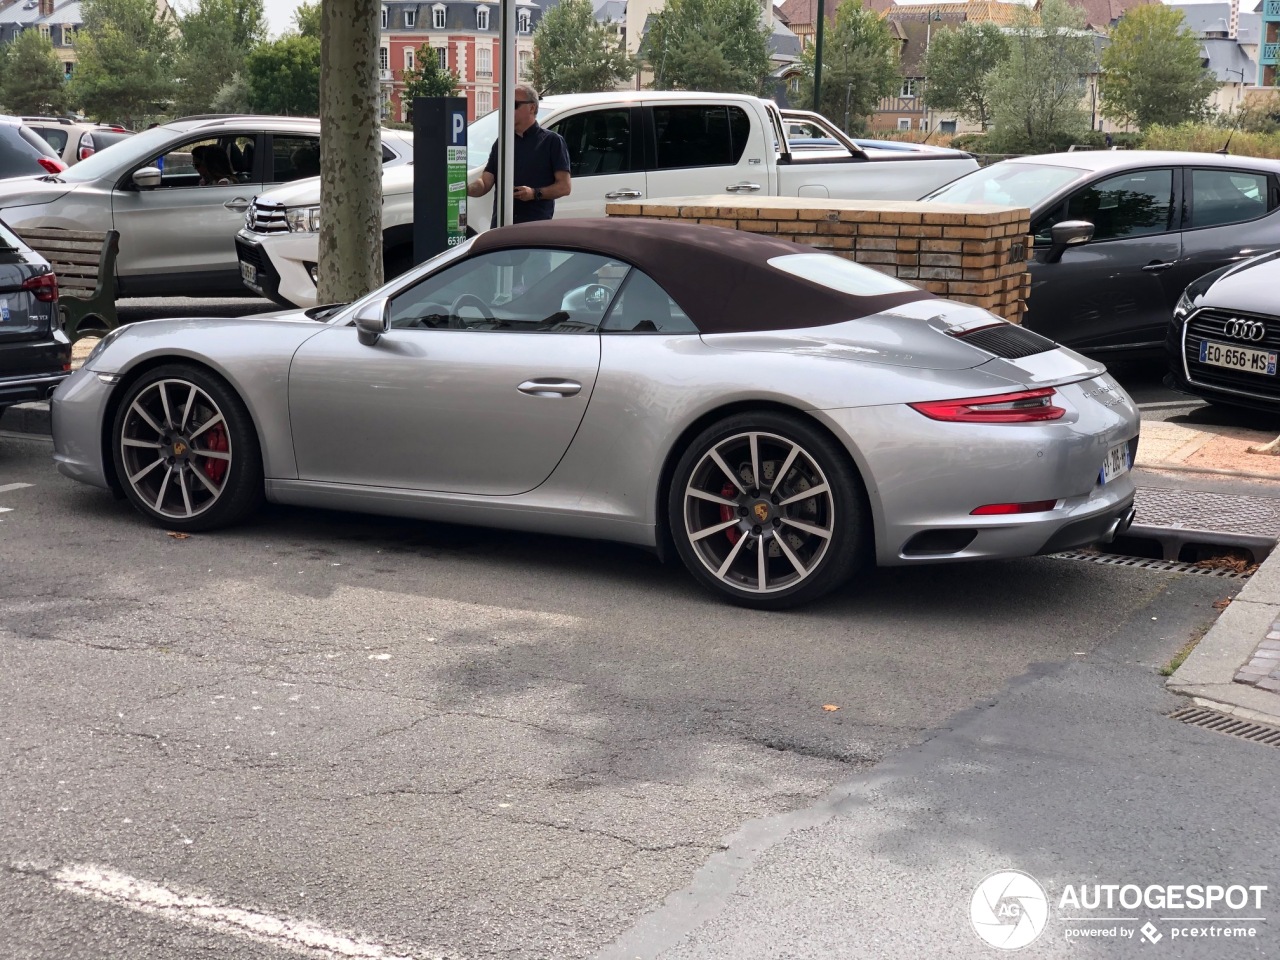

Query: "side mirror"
(354, 297), (391, 346)
(131, 166), (162, 189)
(584, 283), (611, 311)
(1042, 220), (1094, 264)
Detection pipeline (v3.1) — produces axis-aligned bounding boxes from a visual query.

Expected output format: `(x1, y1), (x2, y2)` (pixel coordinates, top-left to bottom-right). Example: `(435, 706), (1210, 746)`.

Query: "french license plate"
(239, 261), (256, 285)
(1199, 339), (1277, 376)
(1100, 442), (1129, 485)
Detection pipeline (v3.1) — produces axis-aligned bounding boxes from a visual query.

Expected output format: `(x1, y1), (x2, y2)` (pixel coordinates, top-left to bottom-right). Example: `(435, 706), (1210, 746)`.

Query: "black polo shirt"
(484, 122), (571, 225)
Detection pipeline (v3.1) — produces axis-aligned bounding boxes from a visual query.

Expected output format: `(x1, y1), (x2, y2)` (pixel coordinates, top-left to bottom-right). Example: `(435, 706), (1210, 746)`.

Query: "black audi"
(1166, 251), (1280, 413)
(0, 219), (68, 413)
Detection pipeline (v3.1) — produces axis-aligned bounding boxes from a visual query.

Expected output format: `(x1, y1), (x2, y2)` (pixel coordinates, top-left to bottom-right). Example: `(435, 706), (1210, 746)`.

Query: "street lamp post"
(813, 0), (826, 113)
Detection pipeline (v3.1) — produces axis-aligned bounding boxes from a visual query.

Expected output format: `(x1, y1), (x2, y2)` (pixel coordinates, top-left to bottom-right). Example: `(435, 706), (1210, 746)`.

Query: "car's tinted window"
(32, 126), (68, 152)
(19, 126), (59, 158)
(149, 135), (255, 187)
(1061, 169), (1175, 242)
(600, 268), (697, 333)
(550, 109), (633, 176)
(652, 106), (751, 169)
(387, 248), (628, 332)
(271, 135), (321, 182)
(1188, 168), (1273, 229)
(0, 126), (49, 177)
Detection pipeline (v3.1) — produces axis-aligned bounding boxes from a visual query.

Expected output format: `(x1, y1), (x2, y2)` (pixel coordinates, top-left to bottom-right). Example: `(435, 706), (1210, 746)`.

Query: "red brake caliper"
(719, 483), (741, 544)
(202, 424), (229, 484)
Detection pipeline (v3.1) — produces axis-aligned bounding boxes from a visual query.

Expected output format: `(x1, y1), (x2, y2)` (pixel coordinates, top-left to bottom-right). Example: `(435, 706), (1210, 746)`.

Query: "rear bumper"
(0, 335), (71, 409)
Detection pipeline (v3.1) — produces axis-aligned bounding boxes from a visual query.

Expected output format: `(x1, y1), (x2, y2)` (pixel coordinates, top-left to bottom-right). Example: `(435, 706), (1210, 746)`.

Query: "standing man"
(467, 84), (571, 226)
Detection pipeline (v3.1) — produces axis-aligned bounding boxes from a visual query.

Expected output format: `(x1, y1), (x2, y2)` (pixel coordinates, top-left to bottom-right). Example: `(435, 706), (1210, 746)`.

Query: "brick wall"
(605, 196), (1033, 324)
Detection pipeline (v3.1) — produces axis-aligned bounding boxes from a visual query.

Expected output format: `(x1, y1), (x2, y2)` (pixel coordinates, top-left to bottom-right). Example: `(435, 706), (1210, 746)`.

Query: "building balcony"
(1266, 0), (1280, 17)
(379, 68), (393, 81)
(476, 69), (492, 78)
(1263, 42), (1280, 64)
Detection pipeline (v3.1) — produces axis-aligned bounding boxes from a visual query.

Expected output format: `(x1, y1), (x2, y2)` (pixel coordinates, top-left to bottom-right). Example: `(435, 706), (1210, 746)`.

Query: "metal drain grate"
(1169, 705), (1280, 746)
(1050, 551), (1253, 578)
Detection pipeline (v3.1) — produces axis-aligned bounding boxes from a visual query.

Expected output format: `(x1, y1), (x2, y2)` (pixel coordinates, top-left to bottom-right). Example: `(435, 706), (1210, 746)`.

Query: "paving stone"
(1256, 677), (1280, 693)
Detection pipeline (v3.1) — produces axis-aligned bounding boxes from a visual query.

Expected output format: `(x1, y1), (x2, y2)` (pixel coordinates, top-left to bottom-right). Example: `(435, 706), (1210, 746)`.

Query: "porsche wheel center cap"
(749, 499), (772, 524)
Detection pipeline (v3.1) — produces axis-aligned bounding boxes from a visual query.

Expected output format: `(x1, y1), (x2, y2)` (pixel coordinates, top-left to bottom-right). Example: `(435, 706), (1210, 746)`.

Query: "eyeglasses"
(514, 100), (536, 107)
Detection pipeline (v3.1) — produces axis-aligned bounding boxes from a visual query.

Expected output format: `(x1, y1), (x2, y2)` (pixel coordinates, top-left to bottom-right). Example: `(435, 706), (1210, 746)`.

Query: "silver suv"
(0, 115), (413, 299)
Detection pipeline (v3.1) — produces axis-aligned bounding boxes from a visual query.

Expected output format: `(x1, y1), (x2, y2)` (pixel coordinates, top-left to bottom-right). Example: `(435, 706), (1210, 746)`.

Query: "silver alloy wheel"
(118, 378), (234, 520)
(682, 430), (836, 594)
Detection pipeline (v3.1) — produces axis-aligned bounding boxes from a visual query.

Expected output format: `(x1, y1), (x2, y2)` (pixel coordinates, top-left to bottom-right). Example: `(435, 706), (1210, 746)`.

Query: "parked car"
(1165, 251), (1280, 413)
(21, 117), (134, 166)
(0, 116), (66, 178)
(54, 219), (1138, 609)
(922, 151), (1280, 359)
(0, 217), (68, 412)
(237, 91), (978, 308)
(0, 115), (413, 299)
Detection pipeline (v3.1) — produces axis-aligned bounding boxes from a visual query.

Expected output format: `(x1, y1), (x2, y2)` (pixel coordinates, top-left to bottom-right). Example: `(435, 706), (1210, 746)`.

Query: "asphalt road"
(2, 427), (1275, 959)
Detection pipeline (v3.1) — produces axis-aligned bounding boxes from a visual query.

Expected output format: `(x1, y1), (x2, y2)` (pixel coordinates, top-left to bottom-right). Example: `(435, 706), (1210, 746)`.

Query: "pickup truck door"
(544, 106), (647, 218)
(642, 102), (776, 203)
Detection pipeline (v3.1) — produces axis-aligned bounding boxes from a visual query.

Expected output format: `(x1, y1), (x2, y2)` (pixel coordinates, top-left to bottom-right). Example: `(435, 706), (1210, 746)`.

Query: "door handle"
(604, 189), (643, 200)
(518, 379), (582, 398)
(725, 182), (762, 192)
(224, 198), (251, 211)
(1141, 261), (1174, 272)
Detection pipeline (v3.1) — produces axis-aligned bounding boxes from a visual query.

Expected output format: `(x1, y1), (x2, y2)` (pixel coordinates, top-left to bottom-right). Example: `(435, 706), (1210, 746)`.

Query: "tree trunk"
(318, 0), (383, 304)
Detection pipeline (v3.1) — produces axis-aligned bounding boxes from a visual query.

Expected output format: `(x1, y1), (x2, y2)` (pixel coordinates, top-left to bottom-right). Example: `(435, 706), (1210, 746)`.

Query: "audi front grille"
(246, 199), (289, 235)
(1183, 307), (1280, 403)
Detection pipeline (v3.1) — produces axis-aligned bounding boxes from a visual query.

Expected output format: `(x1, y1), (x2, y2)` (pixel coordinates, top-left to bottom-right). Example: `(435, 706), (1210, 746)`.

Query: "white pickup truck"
(235, 91), (978, 307)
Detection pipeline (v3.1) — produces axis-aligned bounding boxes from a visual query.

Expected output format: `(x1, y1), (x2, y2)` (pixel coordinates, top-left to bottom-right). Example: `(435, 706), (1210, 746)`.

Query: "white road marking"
(0, 482), (33, 494)
(13, 862), (433, 960)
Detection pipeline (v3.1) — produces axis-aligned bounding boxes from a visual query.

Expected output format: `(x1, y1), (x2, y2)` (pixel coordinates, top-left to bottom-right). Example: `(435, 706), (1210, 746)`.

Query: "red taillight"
(909, 388), (1066, 423)
(22, 272), (58, 302)
(971, 500), (1058, 516)
(37, 156), (67, 174)
(79, 135), (95, 161)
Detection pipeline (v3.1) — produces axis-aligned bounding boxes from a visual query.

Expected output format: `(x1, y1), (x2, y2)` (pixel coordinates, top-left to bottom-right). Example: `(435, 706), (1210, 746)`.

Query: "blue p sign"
(451, 111), (466, 145)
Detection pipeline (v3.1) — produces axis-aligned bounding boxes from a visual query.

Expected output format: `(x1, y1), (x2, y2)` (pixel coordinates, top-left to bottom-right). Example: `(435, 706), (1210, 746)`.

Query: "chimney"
(1229, 0), (1239, 40)
(38, 0), (53, 17)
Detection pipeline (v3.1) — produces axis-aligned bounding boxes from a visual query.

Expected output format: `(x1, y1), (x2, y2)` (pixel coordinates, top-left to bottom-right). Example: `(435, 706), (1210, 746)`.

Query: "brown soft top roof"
(470, 218), (933, 334)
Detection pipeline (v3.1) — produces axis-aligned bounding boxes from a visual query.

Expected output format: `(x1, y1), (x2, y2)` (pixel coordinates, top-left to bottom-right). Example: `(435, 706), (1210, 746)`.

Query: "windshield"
(59, 125), (183, 182)
(333, 237), (477, 324)
(922, 161), (1086, 208)
(467, 105), (558, 169)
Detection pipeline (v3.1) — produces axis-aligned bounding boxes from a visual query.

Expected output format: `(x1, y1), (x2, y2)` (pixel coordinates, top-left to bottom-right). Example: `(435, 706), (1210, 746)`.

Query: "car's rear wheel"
(111, 364), (263, 531)
(668, 412), (868, 609)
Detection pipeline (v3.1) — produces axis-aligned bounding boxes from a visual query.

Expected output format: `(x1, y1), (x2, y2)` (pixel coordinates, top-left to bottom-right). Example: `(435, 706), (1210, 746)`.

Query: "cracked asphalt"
(0, 431), (1250, 958)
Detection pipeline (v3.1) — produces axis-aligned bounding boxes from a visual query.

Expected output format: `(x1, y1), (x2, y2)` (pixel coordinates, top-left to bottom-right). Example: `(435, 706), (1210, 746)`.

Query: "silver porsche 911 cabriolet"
(51, 219), (1139, 609)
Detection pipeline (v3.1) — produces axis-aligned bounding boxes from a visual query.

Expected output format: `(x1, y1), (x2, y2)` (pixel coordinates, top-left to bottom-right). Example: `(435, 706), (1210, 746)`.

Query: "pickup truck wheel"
(668, 412), (868, 609)
(111, 364), (264, 532)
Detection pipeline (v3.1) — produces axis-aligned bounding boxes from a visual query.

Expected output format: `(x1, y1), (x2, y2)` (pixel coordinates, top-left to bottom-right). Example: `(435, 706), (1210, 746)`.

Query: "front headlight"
(83, 324), (129, 370)
(1173, 288), (1194, 322)
(286, 206), (321, 233)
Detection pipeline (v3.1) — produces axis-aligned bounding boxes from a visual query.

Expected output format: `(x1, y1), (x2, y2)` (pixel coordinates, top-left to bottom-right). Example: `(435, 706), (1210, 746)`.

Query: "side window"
(652, 105), (750, 170)
(1061, 168), (1174, 242)
(600, 268), (697, 333)
(148, 136), (251, 188)
(271, 136), (321, 182)
(1189, 168), (1273, 229)
(549, 109), (633, 177)
(387, 249), (628, 332)
(35, 127), (68, 153)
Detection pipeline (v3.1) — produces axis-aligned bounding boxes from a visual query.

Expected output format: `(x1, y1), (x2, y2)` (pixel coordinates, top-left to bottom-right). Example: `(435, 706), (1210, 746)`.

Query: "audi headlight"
(1173, 288), (1193, 321)
(286, 206), (321, 233)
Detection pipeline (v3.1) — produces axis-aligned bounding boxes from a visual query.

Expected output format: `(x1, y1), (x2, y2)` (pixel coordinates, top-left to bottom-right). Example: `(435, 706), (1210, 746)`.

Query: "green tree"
(173, 0), (266, 114)
(244, 33), (321, 115)
(794, 0), (898, 134)
(987, 0), (1094, 153)
(70, 0), (176, 126)
(922, 21), (1008, 132)
(1100, 4), (1216, 129)
(294, 1), (321, 38)
(531, 0), (633, 94)
(401, 45), (460, 113)
(1, 29), (69, 115)
(647, 0), (769, 94)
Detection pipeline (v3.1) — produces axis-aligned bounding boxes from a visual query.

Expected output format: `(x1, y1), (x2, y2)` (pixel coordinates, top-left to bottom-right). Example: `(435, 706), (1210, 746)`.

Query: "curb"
(0, 401), (51, 437)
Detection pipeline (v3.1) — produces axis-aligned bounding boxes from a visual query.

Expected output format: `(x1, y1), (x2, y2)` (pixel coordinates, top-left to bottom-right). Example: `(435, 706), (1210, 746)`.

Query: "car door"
(288, 247), (631, 495)
(1172, 165), (1280, 299)
(1027, 166), (1180, 355)
(545, 107), (647, 217)
(643, 103), (773, 202)
(109, 133), (260, 290)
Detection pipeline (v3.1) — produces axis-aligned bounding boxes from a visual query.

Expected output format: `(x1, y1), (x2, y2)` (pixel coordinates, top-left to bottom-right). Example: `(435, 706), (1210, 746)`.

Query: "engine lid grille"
(951, 323), (1057, 360)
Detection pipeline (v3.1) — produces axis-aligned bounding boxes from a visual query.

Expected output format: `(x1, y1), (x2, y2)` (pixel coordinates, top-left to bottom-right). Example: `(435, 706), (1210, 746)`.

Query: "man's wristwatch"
(534, 188), (543, 201)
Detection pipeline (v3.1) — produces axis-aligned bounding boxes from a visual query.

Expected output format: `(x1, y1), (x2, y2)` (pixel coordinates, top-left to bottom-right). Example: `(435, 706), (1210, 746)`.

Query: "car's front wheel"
(668, 412), (868, 609)
(111, 364), (263, 531)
